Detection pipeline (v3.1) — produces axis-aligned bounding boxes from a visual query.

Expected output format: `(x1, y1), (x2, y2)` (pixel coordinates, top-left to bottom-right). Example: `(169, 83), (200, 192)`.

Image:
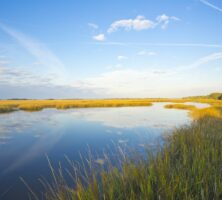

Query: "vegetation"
(0, 93), (221, 113)
(0, 99), (154, 113)
(185, 92), (222, 100)
(164, 103), (222, 120)
(0, 105), (16, 113)
(164, 103), (196, 110)
(28, 116), (222, 200)
(191, 106), (222, 120)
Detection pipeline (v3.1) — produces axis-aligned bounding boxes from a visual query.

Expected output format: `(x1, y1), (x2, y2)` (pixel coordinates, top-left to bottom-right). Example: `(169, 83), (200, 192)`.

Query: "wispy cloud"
(179, 52), (222, 70)
(93, 34), (106, 41)
(90, 42), (222, 48)
(156, 14), (180, 29)
(72, 69), (171, 97)
(0, 22), (67, 84)
(88, 23), (99, 29)
(72, 51), (222, 97)
(137, 50), (157, 56)
(0, 65), (56, 86)
(117, 55), (128, 60)
(200, 0), (222, 13)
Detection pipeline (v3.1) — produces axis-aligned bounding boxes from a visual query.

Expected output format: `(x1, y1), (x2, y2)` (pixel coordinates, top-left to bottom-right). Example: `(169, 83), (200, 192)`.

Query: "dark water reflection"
(0, 103), (192, 199)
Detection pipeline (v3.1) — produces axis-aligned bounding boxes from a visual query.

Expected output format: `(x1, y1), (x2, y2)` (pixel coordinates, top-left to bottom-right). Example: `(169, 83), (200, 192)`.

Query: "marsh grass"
(0, 105), (16, 113)
(0, 98), (221, 113)
(23, 117), (222, 200)
(164, 103), (196, 110)
(164, 103), (222, 120)
(0, 99), (153, 113)
(191, 106), (222, 120)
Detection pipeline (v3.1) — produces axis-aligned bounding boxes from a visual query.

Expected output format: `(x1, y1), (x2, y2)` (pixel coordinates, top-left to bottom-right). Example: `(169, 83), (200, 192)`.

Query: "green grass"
(28, 116), (222, 200)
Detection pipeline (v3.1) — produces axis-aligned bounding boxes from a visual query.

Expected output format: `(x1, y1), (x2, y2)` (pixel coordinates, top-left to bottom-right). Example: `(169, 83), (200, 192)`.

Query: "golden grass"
(0, 98), (221, 115)
(0, 99), (153, 112)
(164, 102), (222, 120)
(164, 103), (196, 110)
(191, 107), (222, 120)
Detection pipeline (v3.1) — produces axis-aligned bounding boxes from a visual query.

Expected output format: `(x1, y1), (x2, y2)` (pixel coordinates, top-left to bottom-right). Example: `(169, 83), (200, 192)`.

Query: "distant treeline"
(185, 92), (222, 100)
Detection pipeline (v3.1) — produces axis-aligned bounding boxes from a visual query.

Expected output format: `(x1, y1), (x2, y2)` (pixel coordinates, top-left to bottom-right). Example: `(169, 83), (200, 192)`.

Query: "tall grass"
(25, 116), (222, 200)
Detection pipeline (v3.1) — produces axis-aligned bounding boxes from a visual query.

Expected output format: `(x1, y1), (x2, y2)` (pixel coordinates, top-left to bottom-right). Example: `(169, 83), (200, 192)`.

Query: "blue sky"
(0, 0), (222, 98)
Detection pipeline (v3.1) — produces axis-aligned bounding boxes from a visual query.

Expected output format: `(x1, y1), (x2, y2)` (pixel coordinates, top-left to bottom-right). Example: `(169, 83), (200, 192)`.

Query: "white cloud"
(93, 34), (105, 41)
(72, 51), (222, 98)
(72, 69), (172, 97)
(107, 14), (179, 33)
(156, 14), (180, 29)
(200, 0), (222, 13)
(88, 23), (99, 29)
(117, 55), (128, 60)
(108, 15), (155, 33)
(137, 50), (157, 56)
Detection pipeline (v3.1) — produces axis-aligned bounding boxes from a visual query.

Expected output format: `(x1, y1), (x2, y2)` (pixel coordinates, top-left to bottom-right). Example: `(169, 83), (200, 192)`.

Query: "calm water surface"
(0, 103), (202, 199)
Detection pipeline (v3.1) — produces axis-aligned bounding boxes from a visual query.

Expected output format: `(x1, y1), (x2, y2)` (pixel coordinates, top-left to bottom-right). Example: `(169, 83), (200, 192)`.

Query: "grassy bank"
(0, 99), (154, 113)
(165, 103), (222, 119)
(164, 103), (196, 110)
(32, 116), (222, 200)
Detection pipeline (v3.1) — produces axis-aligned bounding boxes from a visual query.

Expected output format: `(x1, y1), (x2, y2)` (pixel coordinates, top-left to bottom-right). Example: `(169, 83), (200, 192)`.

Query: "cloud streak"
(200, 0), (222, 13)
(179, 52), (222, 70)
(90, 42), (222, 48)
(0, 22), (67, 84)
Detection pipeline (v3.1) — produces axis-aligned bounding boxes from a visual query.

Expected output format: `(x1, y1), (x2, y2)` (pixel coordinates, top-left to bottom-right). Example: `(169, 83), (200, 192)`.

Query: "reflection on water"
(0, 103), (193, 199)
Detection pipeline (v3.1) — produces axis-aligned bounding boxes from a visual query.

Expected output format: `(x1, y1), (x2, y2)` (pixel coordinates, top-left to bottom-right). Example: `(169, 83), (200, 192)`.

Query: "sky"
(0, 0), (222, 99)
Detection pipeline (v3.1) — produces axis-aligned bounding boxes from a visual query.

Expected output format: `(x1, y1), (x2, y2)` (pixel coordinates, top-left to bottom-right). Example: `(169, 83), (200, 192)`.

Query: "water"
(0, 103), (199, 199)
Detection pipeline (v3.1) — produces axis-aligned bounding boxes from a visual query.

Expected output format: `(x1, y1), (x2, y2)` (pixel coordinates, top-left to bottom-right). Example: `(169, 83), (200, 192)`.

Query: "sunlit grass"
(191, 106), (222, 120)
(0, 98), (221, 113)
(164, 103), (222, 120)
(164, 103), (196, 110)
(25, 117), (222, 200)
(0, 99), (154, 112)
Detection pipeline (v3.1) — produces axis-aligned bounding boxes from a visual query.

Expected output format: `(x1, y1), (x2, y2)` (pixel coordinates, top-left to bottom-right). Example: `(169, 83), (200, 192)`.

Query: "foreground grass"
(31, 117), (222, 200)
